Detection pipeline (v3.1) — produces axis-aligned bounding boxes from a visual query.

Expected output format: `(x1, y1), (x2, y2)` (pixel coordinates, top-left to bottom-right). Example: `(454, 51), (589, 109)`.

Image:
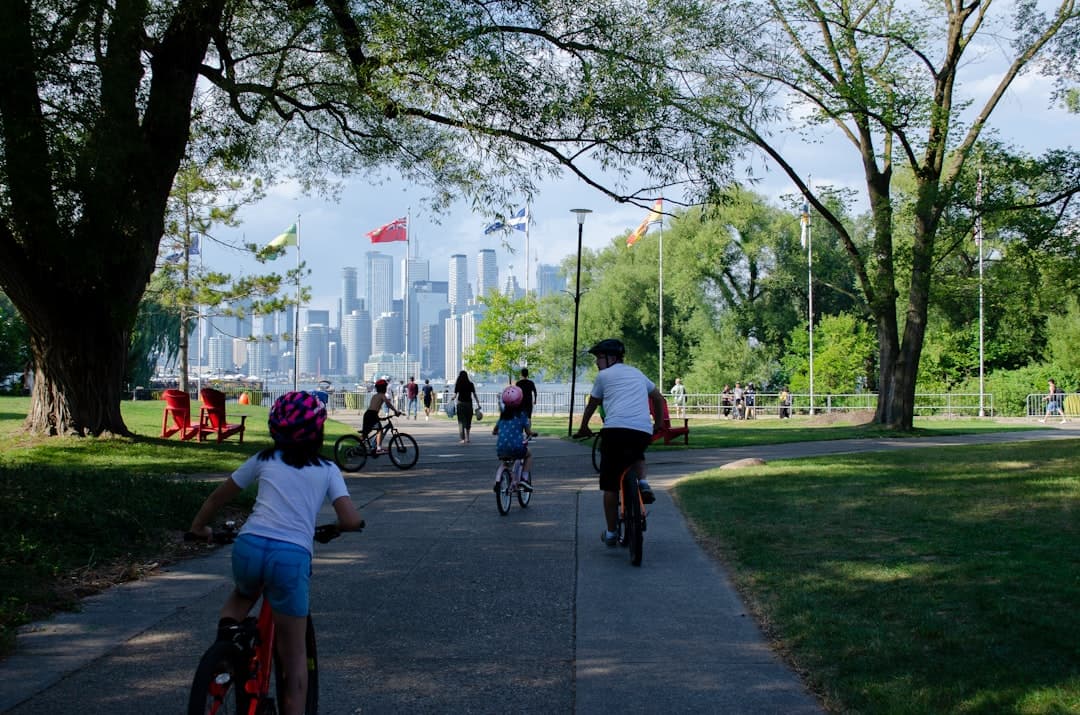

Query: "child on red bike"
(189, 391), (364, 715)
(492, 385), (537, 491)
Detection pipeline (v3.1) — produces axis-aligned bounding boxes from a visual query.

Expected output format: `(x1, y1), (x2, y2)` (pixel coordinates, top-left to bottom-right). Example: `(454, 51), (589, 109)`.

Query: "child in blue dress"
(492, 385), (536, 491)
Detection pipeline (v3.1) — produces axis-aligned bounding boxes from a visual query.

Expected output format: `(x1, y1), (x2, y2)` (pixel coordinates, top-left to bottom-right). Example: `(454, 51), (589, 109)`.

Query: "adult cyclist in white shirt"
(573, 338), (664, 547)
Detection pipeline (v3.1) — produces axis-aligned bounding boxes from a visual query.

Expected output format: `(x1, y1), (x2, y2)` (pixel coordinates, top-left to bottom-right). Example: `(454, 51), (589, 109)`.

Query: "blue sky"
(208, 60), (1072, 318)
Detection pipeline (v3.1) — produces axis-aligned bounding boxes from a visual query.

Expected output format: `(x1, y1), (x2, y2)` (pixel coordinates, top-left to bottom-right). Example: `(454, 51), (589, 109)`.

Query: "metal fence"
(1025, 393), (1079, 421)
(140, 387), (1005, 419)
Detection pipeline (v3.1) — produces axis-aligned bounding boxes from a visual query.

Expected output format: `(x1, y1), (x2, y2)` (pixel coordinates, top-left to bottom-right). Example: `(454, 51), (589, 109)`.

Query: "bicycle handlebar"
(184, 520), (364, 545)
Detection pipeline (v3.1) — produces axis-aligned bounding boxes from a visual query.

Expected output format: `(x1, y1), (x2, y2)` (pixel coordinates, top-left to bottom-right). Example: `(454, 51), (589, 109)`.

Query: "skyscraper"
(401, 257), (429, 297)
(366, 251), (394, 332)
(448, 253), (470, 314)
(536, 263), (566, 298)
(409, 280), (450, 376)
(477, 248), (498, 299)
(341, 266), (359, 315)
(342, 306), (372, 378)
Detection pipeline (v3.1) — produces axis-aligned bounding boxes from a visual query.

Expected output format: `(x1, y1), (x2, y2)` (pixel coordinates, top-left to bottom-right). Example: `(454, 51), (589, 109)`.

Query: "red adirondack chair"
(649, 397), (690, 445)
(161, 389), (200, 440)
(198, 388), (247, 443)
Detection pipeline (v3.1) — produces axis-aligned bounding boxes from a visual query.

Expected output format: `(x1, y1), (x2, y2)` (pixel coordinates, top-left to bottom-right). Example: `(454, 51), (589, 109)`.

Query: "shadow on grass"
(676, 441), (1080, 713)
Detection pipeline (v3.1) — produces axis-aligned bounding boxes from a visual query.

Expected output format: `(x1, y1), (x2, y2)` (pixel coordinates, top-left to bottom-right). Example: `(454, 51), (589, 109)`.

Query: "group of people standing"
(719, 382), (758, 420)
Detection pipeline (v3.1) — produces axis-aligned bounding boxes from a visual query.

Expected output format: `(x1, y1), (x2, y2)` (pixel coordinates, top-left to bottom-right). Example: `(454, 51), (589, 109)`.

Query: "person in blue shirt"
(492, 385), (536, 491)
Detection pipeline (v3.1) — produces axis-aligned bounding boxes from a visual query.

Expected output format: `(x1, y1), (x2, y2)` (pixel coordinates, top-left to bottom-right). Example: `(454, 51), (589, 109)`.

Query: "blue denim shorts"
(231, 533), (312, 617)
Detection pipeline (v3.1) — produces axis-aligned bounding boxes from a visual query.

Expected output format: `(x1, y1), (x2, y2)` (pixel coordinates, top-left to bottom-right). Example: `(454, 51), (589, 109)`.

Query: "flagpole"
(525, 203), (531, 296)
(806, 177), (814, 416)
(977, 167), (985, 417)
(658, 216), (665, 393)
(293, 215), (301, 392)
(404, 210), (411, 384)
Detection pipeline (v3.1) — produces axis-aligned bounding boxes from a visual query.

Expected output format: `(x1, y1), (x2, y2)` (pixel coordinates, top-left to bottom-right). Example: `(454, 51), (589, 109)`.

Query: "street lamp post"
(567, 208), (592, 437)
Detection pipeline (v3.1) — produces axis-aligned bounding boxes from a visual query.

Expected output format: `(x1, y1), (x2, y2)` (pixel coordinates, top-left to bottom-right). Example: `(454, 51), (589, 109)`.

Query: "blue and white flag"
(484, 206), (528, 235)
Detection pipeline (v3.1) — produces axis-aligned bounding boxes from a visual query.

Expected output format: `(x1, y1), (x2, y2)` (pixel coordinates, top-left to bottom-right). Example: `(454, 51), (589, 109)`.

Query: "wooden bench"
(650, 398), (689, 445)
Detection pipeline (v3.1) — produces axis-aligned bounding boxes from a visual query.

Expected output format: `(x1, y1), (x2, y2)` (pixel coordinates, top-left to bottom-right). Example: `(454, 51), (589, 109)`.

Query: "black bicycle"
(616, 462), (647, 566)
(334, 415), (419, 472)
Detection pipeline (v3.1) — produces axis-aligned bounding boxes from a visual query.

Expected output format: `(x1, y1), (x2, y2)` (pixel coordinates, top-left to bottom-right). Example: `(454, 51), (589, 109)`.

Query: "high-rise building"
(306, 308), (330, 329)
(448, 254), (471, 314)
(401, 257), (429, 298)
(373, 312), (404, 354)
(366, 251), (394, 332)
(298, 323), (329, 377)
(503, 273), (523, 300)
(409, 280), (449, 370)
(536, 263), (566, 298)
(207, 335), (233, 374)
(341, 266), (359, 316)
(342, 307), (372, 378)
(477, 248), (498, 299)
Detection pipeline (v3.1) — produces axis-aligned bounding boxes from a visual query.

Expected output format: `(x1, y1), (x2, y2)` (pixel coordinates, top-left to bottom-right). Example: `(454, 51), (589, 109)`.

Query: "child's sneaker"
(601, 530), (618, 547)
(638, 479), (656, 504)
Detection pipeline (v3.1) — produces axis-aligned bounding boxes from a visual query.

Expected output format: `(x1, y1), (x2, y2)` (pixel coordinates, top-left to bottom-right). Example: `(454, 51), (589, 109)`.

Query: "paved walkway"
(2, 417), (1075, 713)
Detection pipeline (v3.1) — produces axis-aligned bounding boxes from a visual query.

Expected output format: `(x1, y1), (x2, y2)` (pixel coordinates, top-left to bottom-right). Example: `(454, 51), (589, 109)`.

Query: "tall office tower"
(207, 335), (233, 374)
(343, 307), (372, 378)
(423, 307), (451, 379)
(401, 257), (429, 298)
(460, 308), (484, 361)
(366, 251), (394, 332)
(408, 280), (449, 362)
(373, 312), (404, 354)
(502, 273), (523, 300)
(444, 313), (462, 378)
(448, 253), (471, 314)
(306, 309), (330, 329)
(476, 248), (498, 299)
(298, 323), (329, 377)
(341, 266), (360, 315)
(231, 339), (249, 373)
(247, 338), (271, 379)
(536, 263), (566, 298)
(232, 298), (254, 339)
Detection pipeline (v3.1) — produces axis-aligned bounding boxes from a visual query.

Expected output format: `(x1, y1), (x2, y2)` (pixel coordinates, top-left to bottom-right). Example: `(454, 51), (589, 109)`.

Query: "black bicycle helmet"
(588, 338), (625, 357)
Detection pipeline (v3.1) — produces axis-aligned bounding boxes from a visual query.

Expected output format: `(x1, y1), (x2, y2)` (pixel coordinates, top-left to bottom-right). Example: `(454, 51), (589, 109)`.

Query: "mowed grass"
(674, 440), (1080, 714)
(0, 396), (360, 655)
(529, 413), (1038, 448)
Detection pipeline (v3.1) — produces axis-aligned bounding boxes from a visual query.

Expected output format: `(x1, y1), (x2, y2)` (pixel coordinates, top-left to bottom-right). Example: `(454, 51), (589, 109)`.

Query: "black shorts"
(598, 428), (652, 492)
(362, 410), (381, 434)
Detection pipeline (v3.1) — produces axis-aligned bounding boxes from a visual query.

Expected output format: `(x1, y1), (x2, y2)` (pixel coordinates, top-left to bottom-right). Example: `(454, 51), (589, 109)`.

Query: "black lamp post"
(567, 208), (592, 437)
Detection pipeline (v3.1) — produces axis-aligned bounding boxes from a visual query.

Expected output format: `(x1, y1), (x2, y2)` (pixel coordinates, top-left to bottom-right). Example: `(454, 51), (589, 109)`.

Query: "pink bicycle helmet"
(269, 391), (327, 445)
(501, 385), (523, 408)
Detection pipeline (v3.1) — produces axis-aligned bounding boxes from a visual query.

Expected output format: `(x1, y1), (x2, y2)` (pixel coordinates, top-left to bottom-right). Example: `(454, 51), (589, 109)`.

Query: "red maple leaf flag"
(367, 217), (408, 243)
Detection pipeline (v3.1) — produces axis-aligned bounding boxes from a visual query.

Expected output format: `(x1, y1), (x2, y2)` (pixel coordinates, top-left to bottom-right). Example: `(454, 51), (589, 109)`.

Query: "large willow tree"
(0, 0), (728, 436)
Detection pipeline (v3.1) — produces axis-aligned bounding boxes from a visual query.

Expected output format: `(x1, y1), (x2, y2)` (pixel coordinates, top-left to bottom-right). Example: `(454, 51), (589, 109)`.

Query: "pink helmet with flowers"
(269, 391), (327, 445)
(501, 385), (523, 408)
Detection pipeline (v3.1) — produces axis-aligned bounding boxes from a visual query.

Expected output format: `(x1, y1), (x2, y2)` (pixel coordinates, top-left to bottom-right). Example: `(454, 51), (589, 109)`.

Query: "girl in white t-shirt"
(190, 391), (363, 715)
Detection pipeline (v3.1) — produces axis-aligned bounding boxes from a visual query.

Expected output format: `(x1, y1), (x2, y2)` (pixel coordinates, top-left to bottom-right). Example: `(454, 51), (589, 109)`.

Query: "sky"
(205, 53), (1072, 320)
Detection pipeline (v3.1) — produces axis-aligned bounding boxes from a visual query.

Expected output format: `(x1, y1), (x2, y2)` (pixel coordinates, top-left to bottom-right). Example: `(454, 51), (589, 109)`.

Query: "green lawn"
(0, 396), (360, 654)
(674, 440), (1080, 714)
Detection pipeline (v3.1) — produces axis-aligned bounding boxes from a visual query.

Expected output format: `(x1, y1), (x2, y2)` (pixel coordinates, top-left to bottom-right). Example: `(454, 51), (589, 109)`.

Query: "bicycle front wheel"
(387, 432), (419, 469)
(334, 434), (367, 472)
(516, 466), (532, 508)
(273, 615), (319, 714)
(496, 467), (513, 515)
(188, 641), (249, 715)
(623, 472), (644, 567)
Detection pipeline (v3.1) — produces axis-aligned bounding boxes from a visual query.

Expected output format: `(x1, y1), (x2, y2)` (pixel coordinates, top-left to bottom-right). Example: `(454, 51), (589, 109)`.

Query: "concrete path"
(2, 417), (1075, 713)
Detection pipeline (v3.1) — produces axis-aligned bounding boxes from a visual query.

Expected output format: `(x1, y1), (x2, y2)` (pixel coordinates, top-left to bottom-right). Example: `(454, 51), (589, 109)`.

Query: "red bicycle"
(185, 521), (358, 714)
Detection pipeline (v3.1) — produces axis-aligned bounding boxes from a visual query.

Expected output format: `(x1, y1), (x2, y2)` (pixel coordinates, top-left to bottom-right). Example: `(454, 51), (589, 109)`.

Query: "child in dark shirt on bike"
(364, 378), (401, 453)
(492, 385), (537, 491)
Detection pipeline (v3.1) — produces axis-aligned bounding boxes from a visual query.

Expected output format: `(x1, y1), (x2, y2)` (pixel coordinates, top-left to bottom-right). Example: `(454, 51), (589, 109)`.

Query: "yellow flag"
(626, 199), (663, 248)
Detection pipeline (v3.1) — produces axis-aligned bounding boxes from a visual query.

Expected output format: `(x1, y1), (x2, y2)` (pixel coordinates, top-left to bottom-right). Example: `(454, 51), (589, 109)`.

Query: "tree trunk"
(25, 321), (132, 437)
